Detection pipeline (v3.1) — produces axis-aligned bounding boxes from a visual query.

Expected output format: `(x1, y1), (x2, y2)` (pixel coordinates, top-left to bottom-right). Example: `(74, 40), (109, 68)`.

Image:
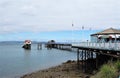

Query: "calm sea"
(0, 43), (77, 78)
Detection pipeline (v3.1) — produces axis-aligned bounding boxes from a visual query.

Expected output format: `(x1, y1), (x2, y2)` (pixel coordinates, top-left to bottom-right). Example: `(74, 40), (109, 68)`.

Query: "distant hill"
(0, 41), (23, 44)
(0, 41), (47, 44)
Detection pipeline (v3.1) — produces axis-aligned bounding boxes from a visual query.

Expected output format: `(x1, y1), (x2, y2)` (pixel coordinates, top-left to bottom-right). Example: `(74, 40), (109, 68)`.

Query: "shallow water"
(0, 43), (77, 78)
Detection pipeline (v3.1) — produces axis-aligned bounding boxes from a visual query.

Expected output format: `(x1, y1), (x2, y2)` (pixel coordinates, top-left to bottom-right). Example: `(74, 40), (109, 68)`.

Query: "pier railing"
(72, 42), (120, 51)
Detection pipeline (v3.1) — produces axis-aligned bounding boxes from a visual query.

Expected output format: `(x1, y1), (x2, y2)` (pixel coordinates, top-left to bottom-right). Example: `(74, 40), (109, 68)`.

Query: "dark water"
(0, 43), (77, 78)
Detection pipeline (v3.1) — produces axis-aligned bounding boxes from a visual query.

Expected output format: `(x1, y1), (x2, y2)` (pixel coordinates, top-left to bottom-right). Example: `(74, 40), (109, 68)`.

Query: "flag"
(72, 23), (74, 27)
(82, 26), (84, 29)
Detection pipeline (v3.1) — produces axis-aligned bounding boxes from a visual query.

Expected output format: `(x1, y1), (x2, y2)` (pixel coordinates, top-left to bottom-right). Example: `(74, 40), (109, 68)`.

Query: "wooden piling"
(96, 53), (98, 69)
(81, 50), (84, 72)
(37, 43), (42, 50)
(84, 50), (87, 72)
(77, 49), (80, 69)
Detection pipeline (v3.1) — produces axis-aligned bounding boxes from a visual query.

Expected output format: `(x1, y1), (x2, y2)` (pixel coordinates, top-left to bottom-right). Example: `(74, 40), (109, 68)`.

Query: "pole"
(77, 49), (80, 69)
(72, 21), (74, 44)
(115, 34), (117, 50)
(82, 26), (84, 42)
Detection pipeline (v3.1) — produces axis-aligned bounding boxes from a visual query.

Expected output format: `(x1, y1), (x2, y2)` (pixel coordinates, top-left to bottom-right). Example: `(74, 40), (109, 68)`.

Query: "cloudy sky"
(0, 0), (120, 41)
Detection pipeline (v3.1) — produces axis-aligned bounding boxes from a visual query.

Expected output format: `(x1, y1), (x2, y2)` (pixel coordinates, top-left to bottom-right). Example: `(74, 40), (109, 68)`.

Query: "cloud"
(0, 0), (120, 34)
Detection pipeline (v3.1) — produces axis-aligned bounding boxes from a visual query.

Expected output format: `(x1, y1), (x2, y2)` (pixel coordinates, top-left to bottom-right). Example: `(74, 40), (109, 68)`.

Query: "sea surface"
(0, 43), (77, 78)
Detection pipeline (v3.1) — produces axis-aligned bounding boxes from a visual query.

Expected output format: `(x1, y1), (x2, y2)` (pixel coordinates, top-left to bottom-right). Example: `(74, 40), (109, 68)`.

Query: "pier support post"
(96, 53), (98, 69)
(37, 43), (42, 50)
(91, 51), (93, 59)
(84, 50), (87, 73)
(77, 49), (80, 69)
(81, 50), (84, 72)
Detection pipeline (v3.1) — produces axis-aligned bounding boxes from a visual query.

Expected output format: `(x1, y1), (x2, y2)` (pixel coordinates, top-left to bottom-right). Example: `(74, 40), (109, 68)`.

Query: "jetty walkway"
(51, 42), (120, 73)
(72, 42), (120, 57)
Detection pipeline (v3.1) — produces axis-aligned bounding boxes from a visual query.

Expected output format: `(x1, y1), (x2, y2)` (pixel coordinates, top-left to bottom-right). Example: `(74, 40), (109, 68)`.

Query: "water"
(0, 43), (77, 78)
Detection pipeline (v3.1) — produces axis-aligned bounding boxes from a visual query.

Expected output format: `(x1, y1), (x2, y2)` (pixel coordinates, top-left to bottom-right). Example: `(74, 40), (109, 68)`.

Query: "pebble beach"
(21, 60), (91, 78)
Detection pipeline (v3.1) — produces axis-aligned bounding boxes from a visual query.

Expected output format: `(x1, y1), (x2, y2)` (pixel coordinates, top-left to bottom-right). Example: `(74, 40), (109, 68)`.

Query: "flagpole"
(72, 21), (74, 44)
(82, 26), (84, 42)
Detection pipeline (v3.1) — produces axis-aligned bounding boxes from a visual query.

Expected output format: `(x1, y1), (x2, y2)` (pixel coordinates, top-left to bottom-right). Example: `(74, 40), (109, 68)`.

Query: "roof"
(91, 28), (120, 36)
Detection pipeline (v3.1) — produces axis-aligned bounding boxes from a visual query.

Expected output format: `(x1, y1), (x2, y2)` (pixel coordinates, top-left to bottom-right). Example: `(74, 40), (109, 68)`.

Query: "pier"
(51, 42), (120, 73)
(44, 28), (120, 73)
(53, 43), (72, 51)
(72, 42), (120, 73)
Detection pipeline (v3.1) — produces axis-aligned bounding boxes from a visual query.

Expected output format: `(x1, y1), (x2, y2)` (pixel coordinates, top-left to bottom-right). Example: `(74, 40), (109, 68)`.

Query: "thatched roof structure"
(91, 28), (120, 36)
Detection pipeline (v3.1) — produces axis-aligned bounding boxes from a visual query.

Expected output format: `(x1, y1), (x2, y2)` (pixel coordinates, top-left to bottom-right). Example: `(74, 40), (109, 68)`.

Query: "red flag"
(72, 23), (74, 27)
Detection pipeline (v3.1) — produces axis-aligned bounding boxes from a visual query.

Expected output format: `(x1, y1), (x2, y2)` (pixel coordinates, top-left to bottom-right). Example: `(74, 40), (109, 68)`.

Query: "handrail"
(72, 42), (120, 51)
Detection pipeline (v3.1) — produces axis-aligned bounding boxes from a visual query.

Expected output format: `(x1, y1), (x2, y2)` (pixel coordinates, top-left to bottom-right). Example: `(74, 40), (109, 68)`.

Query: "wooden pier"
(51, 42), (120, 73)
(53, 43), (72, 51)
(37, 43), (42, 50)
(73, 45), (120, 73)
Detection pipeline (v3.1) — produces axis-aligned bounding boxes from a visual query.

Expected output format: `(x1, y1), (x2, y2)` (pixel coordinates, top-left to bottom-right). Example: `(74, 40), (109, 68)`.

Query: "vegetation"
(91, 60), (120, 78)
(99, 64), (116, 78)
(115, 60), (120, 71)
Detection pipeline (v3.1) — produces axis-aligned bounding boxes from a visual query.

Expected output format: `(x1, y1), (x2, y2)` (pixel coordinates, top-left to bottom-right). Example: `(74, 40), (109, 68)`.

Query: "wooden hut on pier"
(91, 28), (120, 43)
(46, 40), (55, 49)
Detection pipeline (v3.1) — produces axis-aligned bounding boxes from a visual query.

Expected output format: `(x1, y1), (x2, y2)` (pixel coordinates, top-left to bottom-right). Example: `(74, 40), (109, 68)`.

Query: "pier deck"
(52, 42), (120, 73)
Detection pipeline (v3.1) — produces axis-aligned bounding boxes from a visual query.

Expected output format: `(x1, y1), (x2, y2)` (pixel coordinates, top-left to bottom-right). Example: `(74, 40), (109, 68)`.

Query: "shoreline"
(21, 60), (91, 78)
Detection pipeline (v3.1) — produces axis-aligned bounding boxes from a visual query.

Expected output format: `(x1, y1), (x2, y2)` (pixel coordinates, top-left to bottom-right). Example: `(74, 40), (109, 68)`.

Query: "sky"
(0, 0), (120, 41)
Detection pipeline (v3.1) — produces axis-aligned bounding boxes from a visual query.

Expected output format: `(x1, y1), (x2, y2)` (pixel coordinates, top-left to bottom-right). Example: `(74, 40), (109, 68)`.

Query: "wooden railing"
(72, 42), (120, 51)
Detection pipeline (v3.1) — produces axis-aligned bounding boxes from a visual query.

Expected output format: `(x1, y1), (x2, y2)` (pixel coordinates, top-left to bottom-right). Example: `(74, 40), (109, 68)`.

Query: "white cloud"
(0, 0), (120, 34)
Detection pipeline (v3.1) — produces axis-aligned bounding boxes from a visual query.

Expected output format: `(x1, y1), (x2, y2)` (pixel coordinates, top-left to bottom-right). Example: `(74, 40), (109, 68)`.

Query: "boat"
(22, 40), (31, 49)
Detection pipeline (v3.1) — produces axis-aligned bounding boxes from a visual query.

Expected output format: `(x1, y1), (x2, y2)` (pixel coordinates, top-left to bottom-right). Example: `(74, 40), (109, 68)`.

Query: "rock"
(85, 75), (90, 78)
